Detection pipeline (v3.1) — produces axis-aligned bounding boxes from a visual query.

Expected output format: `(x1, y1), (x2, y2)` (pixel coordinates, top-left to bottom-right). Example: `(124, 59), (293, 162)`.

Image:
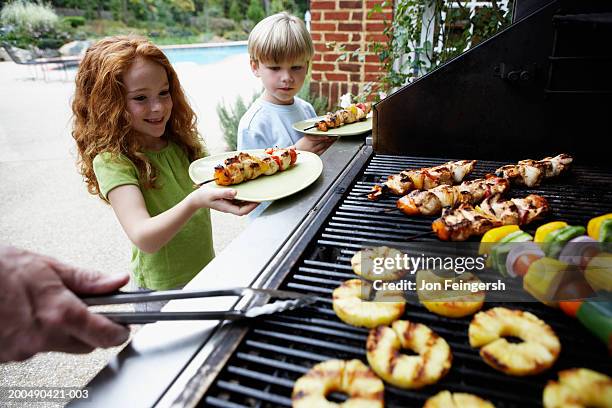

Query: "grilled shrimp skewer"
(213, 148), (297, 186)
(397, 175), (509, 216)
(368, 160), (477, 201)
(432, 193), (549, 241)
(495, 153), (573, 187)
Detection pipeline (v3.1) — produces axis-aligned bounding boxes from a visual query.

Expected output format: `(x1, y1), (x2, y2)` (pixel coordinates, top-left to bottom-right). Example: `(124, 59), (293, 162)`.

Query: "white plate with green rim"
(292, 116), (372, 136)
(188, 149), (323, 202)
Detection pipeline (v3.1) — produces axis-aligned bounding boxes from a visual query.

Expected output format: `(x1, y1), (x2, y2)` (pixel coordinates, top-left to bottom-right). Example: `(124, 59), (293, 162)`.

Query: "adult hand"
(294, 135), (335, 156)
(190, 188), (259, 216)
(0, 245), (130, 362)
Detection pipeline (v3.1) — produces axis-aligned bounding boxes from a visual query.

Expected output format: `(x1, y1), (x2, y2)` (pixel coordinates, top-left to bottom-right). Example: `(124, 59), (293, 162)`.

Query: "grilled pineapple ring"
(366, 320), (452, 389)
(424, 390), (495, 408)
(543, 368), (612, 408)
(351, 246), (407, 281)
(333, 279), (405, 328)
(416, 270), (485, 318)
(291, 359), (384, 408)
(468, 307), (560, 376)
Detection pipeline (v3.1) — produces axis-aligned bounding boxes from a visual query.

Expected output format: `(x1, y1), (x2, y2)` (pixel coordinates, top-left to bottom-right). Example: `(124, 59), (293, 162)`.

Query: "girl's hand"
(294, 135), (335, 156)
(190, 188), (259, 216)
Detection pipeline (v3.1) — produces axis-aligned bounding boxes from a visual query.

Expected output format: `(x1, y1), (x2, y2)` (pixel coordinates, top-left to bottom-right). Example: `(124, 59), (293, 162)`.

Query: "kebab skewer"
(304, 102), (372, 132)
(213, 148), (297, 186)
(397, 175), (510, 216)
(368, 160), (477, 201)
(495, 153), (573, 187)
(432, 193), (549, 241)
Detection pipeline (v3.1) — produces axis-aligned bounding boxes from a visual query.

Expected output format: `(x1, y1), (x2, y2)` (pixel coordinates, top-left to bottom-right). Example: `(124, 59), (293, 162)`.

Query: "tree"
(246, 0), (264, 23)
(269, 0), (297, 14)
(228, 0), (241, 22)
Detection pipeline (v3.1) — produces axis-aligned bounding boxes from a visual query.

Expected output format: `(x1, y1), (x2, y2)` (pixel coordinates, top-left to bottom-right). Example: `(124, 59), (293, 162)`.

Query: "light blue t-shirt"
(237, 96), (316, 150)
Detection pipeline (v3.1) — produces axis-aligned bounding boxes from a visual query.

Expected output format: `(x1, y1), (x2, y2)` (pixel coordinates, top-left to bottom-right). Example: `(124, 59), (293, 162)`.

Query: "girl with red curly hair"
(72, 36), (257, 301)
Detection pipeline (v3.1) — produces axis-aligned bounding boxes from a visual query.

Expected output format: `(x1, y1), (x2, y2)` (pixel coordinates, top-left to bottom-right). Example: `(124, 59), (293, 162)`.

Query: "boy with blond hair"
(238, 12), (334, 155)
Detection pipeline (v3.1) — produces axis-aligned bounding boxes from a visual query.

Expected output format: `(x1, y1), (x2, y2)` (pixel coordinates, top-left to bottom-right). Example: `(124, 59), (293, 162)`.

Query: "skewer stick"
(303, 124), (317, 131)
(404, 230), (436, 241)
(194, 178), (217, 188)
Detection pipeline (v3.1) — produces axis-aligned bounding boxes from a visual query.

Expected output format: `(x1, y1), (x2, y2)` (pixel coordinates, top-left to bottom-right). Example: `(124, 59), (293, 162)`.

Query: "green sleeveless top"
(93, 142), (214, 290)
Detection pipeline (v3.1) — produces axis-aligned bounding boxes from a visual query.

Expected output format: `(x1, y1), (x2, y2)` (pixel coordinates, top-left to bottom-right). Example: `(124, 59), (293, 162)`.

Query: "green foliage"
(217, 90), (262, 151)
(269, 0), (299, 15)
(1, 1), (58, 32)
(227, 0), (241, 22)
(246, 0), (264, 24)
(222, 29), (247, 41)
(298, 74), (328, 116)
(339, 0), (513, 99)
(62, 15), (85, 28)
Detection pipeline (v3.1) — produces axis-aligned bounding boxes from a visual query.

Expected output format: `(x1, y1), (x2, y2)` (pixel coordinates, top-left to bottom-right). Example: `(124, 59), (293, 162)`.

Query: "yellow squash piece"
(534, 221), (568, 243)
(584, 253), (612, 292)
(587, 213), (612, 241)
(523, 257), (578, 307)
(479, 225), (520, 255)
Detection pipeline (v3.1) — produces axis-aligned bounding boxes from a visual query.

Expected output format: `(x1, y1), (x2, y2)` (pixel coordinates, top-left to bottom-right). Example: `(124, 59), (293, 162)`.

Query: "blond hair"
(72, 35), (204, 201)
(248, 12), (314, 64)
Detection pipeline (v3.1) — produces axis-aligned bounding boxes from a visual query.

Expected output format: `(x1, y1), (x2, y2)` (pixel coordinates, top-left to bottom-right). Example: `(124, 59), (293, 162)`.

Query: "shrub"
(62, 16), (85, 28)
(299, 75), (329, 116)
(247, 0), (265, 24)
(0, 1), (58, 33)
(217, 90), (262, 151)
(207, 17), (236, 35)
(222, 30), (247, 41)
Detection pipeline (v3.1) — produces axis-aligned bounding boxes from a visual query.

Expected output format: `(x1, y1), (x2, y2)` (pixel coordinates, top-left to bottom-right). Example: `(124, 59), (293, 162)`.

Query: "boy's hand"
(191, 188), (259, 216)
(294, 135), (335, 156)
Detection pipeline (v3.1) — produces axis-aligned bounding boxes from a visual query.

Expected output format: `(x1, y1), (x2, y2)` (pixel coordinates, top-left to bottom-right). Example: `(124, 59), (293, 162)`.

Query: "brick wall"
(309, 0), (394, 109)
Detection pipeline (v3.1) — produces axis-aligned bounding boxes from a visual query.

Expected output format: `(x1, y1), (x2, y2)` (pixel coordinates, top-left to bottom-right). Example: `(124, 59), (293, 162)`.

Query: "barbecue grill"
(73, 1), (611, 407)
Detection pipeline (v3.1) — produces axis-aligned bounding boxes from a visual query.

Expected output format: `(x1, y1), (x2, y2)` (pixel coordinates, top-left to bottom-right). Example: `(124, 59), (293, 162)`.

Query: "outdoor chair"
(1, 42), (81, 81)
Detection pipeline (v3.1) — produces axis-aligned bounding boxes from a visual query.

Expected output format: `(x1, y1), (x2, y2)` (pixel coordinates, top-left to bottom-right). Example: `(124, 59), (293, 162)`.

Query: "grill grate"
(202, 155), (612, 408)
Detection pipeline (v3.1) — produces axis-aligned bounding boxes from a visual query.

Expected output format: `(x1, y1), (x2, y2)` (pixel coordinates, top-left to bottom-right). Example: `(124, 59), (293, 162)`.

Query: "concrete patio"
(0, 52), (261, 401)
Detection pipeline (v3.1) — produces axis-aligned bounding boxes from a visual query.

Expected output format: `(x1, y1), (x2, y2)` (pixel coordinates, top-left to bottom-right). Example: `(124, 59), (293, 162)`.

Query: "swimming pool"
(162, 42), (247, 65)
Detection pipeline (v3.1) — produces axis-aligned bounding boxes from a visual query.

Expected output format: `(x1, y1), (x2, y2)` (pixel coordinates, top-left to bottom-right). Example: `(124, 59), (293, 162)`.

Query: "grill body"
(199, 151), (612, 407)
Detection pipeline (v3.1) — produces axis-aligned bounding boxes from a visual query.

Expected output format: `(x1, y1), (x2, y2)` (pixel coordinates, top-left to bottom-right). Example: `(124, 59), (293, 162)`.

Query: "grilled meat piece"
(495, 153), (573, 187)
(397, 174), (509, 216)
(368, 160), (477, 201)
(432, 193), (549, 241)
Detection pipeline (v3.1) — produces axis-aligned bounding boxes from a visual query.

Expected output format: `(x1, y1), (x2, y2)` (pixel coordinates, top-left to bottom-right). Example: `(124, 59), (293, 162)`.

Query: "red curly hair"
(72, 35), (204, 201)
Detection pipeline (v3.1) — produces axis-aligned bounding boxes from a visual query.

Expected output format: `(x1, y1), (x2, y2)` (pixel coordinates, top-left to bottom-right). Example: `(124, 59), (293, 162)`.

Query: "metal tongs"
(81, 287), (316, 324)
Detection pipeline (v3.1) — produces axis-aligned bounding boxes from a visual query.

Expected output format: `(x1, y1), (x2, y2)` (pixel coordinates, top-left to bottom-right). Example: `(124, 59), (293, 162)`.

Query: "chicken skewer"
(495, 153), (573, 187)
(213, 148), (297, 186)
(432, 193), (549, 241)
(368, 160), (477, 201)
(305, 102), (373, 132)
(397, 175), (510, 216)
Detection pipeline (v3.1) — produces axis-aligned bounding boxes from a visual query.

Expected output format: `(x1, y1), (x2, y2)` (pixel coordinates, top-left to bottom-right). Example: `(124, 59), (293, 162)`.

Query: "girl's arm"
(108, 185), (257, 253)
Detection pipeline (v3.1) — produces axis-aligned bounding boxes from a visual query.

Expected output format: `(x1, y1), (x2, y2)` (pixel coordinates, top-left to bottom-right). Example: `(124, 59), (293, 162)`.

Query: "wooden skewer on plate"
(194, 178), (217, 188)
(303, 124), (317, 131)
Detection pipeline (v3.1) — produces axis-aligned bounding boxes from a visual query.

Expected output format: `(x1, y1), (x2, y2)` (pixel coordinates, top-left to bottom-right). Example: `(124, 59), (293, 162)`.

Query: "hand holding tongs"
(81, 287), (316, 324)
